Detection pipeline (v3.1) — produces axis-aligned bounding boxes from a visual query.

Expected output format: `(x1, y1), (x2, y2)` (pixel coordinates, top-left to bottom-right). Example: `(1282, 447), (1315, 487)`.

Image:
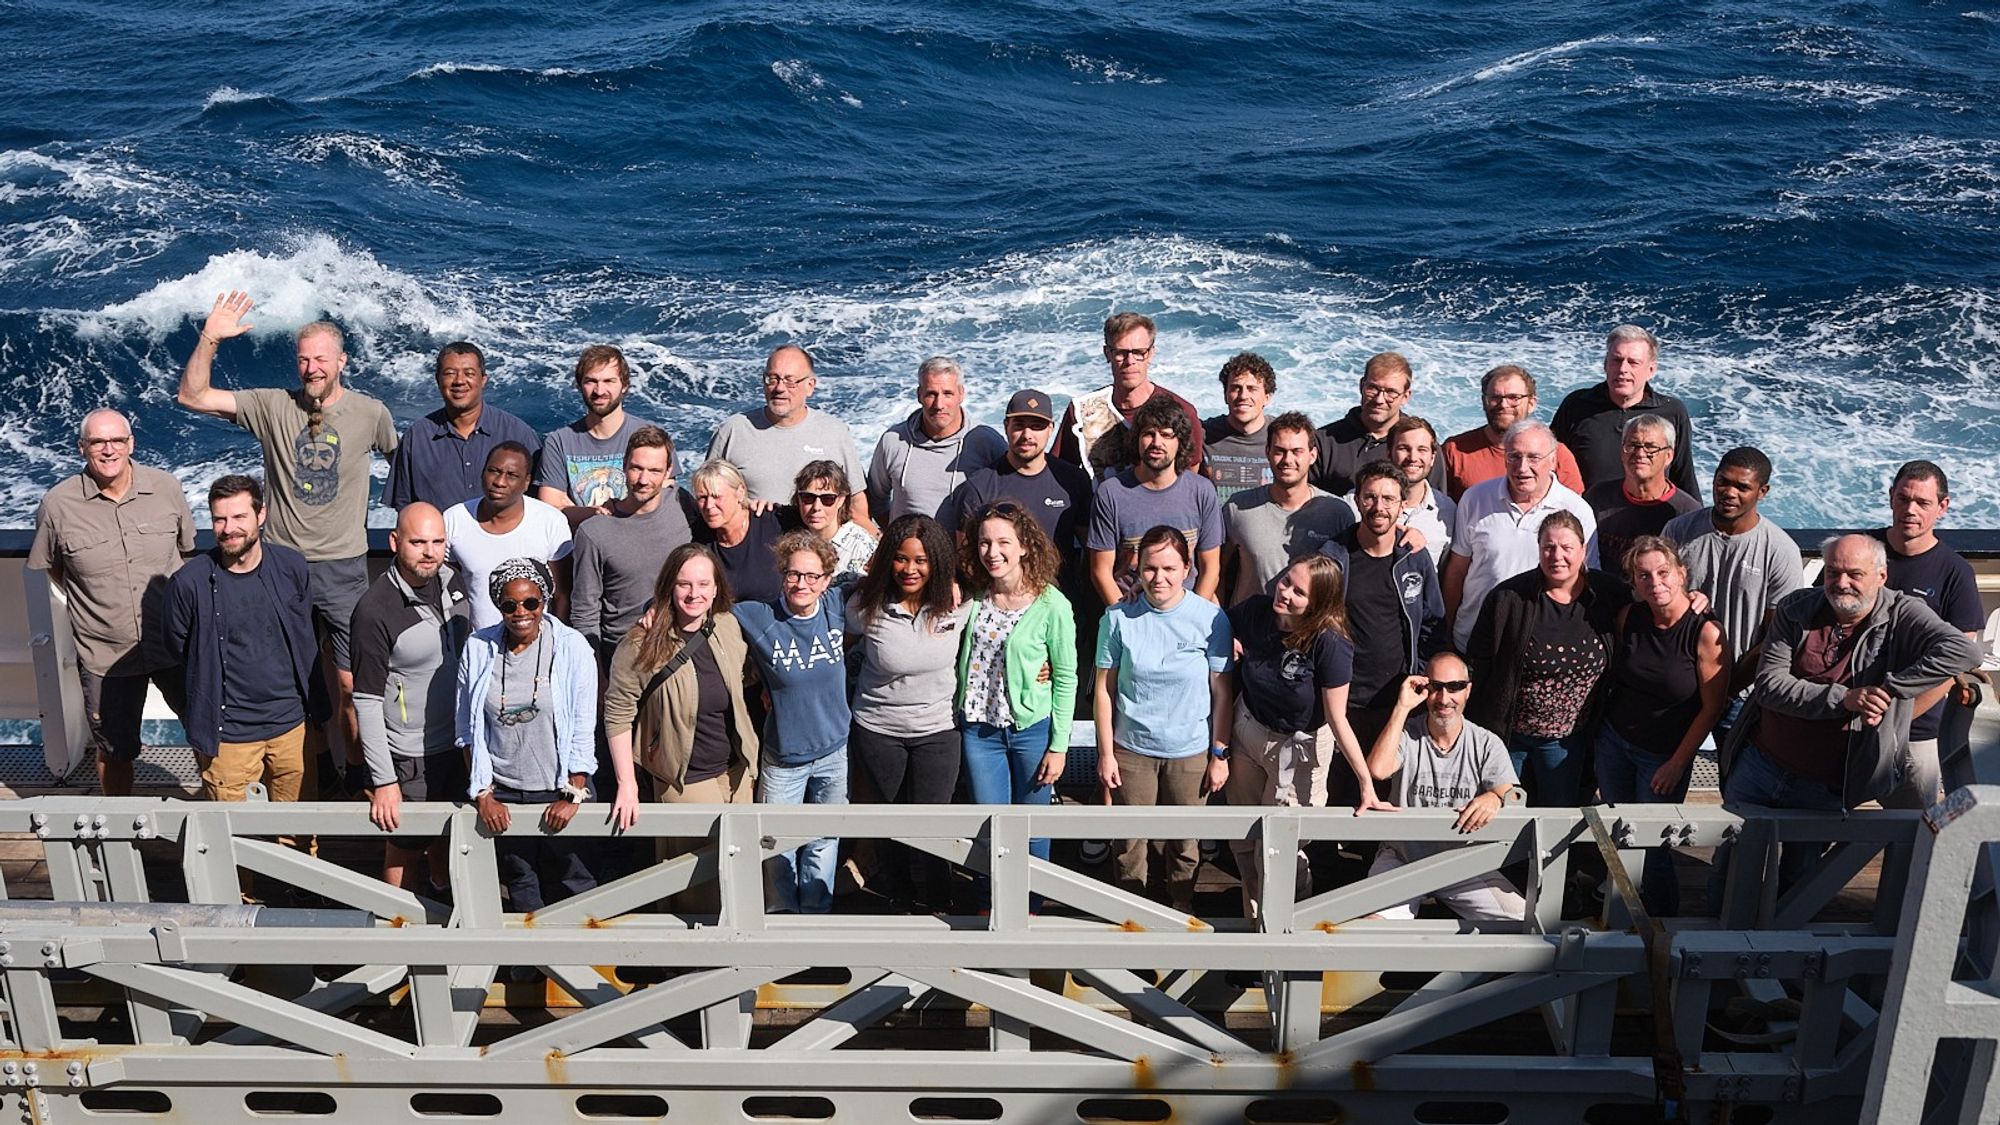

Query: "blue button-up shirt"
(384, 404), (541, 512)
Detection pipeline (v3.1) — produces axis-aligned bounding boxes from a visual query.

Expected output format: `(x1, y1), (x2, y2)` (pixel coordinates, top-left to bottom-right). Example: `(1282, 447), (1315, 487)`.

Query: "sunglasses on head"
(980, 500), (1025, 518)
(499, 597), (544, 614)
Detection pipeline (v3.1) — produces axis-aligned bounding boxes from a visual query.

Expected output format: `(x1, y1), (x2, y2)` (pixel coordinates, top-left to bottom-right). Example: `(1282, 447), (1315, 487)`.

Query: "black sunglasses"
(498, 597), (544, 614)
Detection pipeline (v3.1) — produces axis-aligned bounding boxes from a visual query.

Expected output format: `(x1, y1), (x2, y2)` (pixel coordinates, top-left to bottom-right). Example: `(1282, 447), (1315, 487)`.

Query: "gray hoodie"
(866, 409), (1007, 522)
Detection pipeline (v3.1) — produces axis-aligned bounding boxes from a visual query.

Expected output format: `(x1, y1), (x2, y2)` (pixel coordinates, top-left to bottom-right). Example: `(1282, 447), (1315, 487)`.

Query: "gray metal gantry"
(0, 792), (1983, 1124)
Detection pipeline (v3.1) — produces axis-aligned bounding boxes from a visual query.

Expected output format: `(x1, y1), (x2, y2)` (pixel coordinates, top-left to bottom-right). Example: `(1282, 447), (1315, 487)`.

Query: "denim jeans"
(757, 746), (849, 914)
(1595, 723), (1690, 916)
(960, 719), (1055, 865)
(1713, 742), (1845, 906)
(1507, 729), (1590, 807)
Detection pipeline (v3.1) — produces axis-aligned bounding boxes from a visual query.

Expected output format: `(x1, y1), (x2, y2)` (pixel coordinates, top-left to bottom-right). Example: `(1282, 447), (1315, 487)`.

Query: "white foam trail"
(1416, 35), (1657, 98)
(285, 133), (458, 193)
(411, 61), (581, 79)
(1062, 51), (1164, 85)
(201, 86), (268, 110)
(770, 59), (864, 107)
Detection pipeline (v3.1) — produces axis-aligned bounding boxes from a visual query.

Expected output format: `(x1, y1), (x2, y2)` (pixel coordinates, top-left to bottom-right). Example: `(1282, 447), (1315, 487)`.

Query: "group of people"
(27, 296), (1984, 922)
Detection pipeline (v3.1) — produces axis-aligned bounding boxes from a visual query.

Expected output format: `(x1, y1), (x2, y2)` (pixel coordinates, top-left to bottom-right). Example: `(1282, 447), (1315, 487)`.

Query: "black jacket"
(1464, 566), (1629, 738)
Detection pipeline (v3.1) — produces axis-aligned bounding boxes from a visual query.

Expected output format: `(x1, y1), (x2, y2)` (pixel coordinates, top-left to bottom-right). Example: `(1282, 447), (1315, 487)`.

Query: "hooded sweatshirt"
(866, 409), (1007, 522)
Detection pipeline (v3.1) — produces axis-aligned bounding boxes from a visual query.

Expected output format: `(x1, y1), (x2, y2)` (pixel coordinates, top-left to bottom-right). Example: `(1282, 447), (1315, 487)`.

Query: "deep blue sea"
(2, 1), (1995, 527)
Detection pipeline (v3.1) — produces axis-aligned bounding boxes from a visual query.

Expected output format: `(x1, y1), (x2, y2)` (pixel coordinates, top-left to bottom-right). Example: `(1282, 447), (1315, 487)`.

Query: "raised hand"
(202, 290), (256, 341)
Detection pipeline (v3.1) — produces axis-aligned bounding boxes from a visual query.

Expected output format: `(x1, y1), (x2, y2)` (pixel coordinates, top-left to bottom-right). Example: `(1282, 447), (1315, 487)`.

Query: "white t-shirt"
(1448, 477), (1598, 651)
(445, 497), (576, 629)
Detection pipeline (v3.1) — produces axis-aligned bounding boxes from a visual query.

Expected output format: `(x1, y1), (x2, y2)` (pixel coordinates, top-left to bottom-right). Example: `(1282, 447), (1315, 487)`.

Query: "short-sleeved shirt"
(706, 408), (865, 505)
(699, 510), (788, 606)
(1201, 417), (1273, 504)
(1663, 510), (1804, 669)
(1449, 477), (1599, 651)
(385, 405), (540, 512)
(1096, 592), (1233, 758)
(1583, 480), (1702, 580)
(1223, 485), (1355, 606)
(233, 387), (398, 561)
(1385, 714), (1516, 859)
(961, 601), (1030, 728)
(1055, 383), (1205, 475)
(444, 498), (575, 630)
(1227, 595), (1354, 734)
(1086, 470), (1224, 592)
(28, 465), (195, 676)
(847, 595), (971, 737)
(1874, 530), (1984, 740)
(947, 460), (1094, 560)
(1439, 427), (1586, 502)
(534, 413), (658, 509)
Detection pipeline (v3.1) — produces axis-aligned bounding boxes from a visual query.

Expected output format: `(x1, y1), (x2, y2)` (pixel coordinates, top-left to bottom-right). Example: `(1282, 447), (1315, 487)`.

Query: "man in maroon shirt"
(1055, 311), (1203, 477)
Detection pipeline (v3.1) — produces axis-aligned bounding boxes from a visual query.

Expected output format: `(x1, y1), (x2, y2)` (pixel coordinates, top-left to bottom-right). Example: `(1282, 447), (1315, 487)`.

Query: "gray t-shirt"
(570, 493), (696, 650)
(234, 387), (398, 561)
(534, 414), (659, 509)
(847, 595), (972, 737)
(1201, 417), (1273, 505)
(1388, 713), (1517, 860)
(1085, 469), (1225, 592)
(484, 636), (561, 791)
(1662, 509), (1804, 668)
(1222, 485), (1356, 606)
(707, 408), (866, 504)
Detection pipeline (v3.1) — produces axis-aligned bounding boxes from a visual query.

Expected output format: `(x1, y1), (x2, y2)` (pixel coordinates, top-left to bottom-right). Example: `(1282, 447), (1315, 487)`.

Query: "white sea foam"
(0, 149), (169, 203)
(1061, 52), (1164, 85)
(770, 59), (864, 107)
(411, 62), (582, 79)
(201, 86), (268, 111)
(1415, 35), (1657, 98)
(284, 133), (458, 193)
(1787, 135), (2000, 214)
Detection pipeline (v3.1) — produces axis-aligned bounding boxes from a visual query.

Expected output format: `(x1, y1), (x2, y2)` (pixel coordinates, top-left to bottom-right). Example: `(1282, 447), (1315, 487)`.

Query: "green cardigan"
(954, 584), (1078, 753)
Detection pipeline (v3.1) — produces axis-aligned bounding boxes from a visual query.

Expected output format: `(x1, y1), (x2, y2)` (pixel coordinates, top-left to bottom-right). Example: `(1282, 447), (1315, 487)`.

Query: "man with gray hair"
(1719, 533), (1977, 888)
(1582, 413), (1701, 582)
(28, 409), (196, 795)
(1442, 420), (1598, 651)
(179, 291), (399, 788)
(865, 356), (1006, 521)
(1553, 325), (1701, 499)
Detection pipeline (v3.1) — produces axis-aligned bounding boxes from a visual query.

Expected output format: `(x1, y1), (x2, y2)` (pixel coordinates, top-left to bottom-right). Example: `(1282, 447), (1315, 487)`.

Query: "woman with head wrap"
(459, 557), (635, 916)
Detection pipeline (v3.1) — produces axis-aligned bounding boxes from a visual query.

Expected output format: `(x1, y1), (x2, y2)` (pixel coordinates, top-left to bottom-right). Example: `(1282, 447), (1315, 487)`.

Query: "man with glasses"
(1055, 312), (1204, 477)
(1442, 421), (1597, 651)
(1553, 325), (1701, 498)
(1583, 414), (1700, 583)
(865, 356), (1006, 522)
(1441, 365), (1585, 501)
(708, 345), (874, 531)
(29, 409), (195, 795)
(1361, 652), (1525, 923)
(1312, 352), (1442, 497)
(535, 345), (660, 527)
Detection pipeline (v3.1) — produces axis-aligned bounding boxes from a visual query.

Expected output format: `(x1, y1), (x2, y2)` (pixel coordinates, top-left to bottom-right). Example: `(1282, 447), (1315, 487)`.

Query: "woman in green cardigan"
(957, 503), (1077, 866)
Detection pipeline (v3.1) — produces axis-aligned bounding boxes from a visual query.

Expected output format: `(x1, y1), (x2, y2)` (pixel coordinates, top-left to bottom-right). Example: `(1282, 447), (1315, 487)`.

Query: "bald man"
(349, 502), (472, 890)
(29, 409), (196, 794)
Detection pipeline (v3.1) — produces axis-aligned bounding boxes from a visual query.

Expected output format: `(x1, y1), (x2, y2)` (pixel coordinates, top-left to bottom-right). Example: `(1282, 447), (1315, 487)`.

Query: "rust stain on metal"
(1185, 916), (1211, 932)
(1120, 919), (1147, 932)
(545, 1049), (570, 1085)
(1131, 1055), (1155, 1090)
(1315, 920), (1339, 933)
(387, 915), (408, 928)
(331, 1053), (351, 1085)
(1349, 1059), (1374, 1091)
(521, 911), (537, 927)
(584, 915), (608, 928)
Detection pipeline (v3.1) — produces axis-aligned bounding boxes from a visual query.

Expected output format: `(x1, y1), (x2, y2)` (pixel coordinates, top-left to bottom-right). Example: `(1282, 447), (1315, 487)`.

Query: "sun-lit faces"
(1138, 539), (1189, 609)
(1104, 326), (1155, 391)
(1538, 524), (1586, 587)
(576, 361), (627, 421)
(295, 328), (346, 403)
(1266, 425), (1314, 488)
(671, 554), (718, 629)
(977, 516), (1022, 584)
(622, 445), (671, 507)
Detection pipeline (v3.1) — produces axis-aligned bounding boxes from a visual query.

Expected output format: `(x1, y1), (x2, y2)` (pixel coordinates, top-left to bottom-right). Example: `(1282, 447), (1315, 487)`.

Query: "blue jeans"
(1595, 724), (1690, 916)
(758, 746), (849, 914)
(1715, 742), (1845, 901)
(961, 719), (1056, 865)
(1507, 729), (1590, 807)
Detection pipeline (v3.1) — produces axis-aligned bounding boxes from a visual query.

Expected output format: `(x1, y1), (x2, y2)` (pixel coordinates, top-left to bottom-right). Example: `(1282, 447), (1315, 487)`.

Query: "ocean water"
(1, 1), (1996, 527)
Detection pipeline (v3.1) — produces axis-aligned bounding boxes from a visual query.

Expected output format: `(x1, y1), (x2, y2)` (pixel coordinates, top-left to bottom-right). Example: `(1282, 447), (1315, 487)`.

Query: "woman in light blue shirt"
(1094, 525), (1234, 913)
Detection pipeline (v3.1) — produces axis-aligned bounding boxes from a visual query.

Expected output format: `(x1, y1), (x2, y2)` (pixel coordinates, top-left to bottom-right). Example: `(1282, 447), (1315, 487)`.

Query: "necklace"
(497, 632), (546, 727)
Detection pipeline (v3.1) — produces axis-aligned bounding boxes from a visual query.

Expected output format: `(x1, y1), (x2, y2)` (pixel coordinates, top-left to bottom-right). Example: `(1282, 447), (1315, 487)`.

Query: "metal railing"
(0, 796), (1943, 1123)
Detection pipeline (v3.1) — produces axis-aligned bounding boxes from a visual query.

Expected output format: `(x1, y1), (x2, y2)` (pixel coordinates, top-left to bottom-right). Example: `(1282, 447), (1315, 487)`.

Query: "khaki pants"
(1111, 748), (1207, 911)
(655, 764), (753, 914)
(1225, 701), (1327, 919)
(201, 725), (307, 803)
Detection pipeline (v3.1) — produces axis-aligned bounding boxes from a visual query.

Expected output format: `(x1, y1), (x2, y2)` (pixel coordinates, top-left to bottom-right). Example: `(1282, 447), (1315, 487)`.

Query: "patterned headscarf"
(487, 557), (553, 606)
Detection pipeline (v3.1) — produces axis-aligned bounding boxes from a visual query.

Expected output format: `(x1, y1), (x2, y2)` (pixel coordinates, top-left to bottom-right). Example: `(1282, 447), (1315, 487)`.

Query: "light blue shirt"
(1096, 592), (1233, 758)
(459, 616), (599, 797)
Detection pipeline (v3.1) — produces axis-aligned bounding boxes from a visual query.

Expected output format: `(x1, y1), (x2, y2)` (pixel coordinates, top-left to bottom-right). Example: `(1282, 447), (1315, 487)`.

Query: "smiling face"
(435, 349), (486, 413)
(1423, 653), (1471, 723)
(1266, 424), (1314, 488)
(1390, 426), (1435, 488)
(1272, 559), (1313, 618)
(622, 445), (671, 508)
(1005, 413), (1052, 465)
(210, 490), (265, 564)
(1822, 535), (1885, 623)
(1357, 370), (1409, 429)
(671, 554), (718, 629)
(780, 548), (829, 616)
(1503, 428), (1556, 501)
(498, 577), (545, 645)
(1138, 539), (1189, 608)
(1223, 370), (1270, 427)
(762, 348), (815, 423)
(295, 328), (346, 403)
(78, 410), (133, 486)
(1355, 474), (1404, 537)
(891, 536), (932, 603)
(1710, 463), (1768, 523)
(977, 515), (1022, 585)
(1482, 373), (1535, 433)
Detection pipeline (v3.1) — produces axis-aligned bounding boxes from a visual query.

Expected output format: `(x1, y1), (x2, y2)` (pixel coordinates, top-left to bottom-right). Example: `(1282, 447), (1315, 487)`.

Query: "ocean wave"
(283, 132), (459, 193)
(1414, 35), (1657, 98)
(201, 86), (272, 111)
(770, 59), (864, 107)
(1061, 51), (1164, 85)
(1786, 136), (2000, 215)
(0, 149), (172, 205)
(410, 61), (585, 80)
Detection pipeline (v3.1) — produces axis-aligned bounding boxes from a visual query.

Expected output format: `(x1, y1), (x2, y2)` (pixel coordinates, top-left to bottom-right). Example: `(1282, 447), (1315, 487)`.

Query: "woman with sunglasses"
(957, 503), (1077, 891)
(691, 459), (786, 605)
(603, 544), (759, 911)
(793, 459), (878, 585)
(461, 558), (629, 916)
(1095, 525), (1232, 913)
(1225, 554), (1394, 918)
(847, 514), (968, 906)
(1464, 511), (1626, 805)
(734, 529), (852, 913)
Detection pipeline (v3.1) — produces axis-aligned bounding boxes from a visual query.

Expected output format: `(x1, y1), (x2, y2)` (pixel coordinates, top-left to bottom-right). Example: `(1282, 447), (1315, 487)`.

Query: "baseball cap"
(1005, 389), (1054, 423)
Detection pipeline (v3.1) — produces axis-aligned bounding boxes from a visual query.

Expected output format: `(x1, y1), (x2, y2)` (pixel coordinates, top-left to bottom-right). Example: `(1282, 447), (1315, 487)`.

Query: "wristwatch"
(557, 782), (590, 804)
(1209, 743), (1231, 761)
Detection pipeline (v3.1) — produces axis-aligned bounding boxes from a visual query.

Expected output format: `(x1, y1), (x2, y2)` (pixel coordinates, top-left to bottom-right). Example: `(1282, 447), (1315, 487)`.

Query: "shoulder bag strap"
(635, 621), (715, 716)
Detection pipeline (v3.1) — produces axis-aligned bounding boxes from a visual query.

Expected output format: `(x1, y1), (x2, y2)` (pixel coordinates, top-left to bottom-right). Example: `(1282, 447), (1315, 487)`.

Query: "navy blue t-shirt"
(1227, 595), (1354, 734)
(948, 460), (1094, 562)
(214, 564), (305, 741)
(1873, 530), (1984, 740)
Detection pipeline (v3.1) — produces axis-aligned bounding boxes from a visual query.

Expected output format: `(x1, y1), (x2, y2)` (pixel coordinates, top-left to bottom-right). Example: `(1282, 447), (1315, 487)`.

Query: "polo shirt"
(383, 405), (540, 512)
(1449, 477), (1599, 651)
(28, 464), (195, 676)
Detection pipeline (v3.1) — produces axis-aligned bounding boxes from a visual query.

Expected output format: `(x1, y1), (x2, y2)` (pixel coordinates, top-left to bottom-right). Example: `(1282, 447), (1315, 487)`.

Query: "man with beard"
(179, 292), (398, 790)
(865, 356), (1005, 522)
(570, 427), (697, 659)
(166, 476), (325, 806)
(1086, 396), (1224, 604)
(1201, 352), (1277, 504)
(447, 443), (573, 630)
(1320, 461), (1445, 754)
(947, 389), (1093, 567)
(29, 409), (195, 795)
(1220, 412), (1352, 607)
(707, 345), (873, 530)
(385, 342), (538, 512)
(1440, 365), (1585, 501)
(1377, 416), (1456, 568)
(1312, 352), (1443, 498)
(350, 502), (471, 891)
(536, 345), (660, 526)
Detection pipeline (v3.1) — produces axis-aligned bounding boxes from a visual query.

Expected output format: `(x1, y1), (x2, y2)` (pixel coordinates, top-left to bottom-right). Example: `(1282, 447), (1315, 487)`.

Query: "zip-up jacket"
(350, 563), (472, 786)
(866, 409), (1008, 522)
(1317, 527), (1446, 679)
(165, 543), (327, 758)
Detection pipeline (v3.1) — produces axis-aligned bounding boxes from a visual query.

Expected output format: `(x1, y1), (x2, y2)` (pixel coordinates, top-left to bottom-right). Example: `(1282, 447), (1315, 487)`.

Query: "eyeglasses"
(762, 372), (812, 388)
(83, 436), (132, 448)
(795, 491), (843, 508)
(1504, 451), (1552, 464)
(1108, 347), (1153, 362)
(782, 569), (829, 585)
(495, 702), (542, 727)
(1483, 392), (1530, 406)
(498, 597), (544, 614)
(1425, 680), (1470, 693)
(1359, 382), (1408, 401)
(1622, 441), (1671, 458)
